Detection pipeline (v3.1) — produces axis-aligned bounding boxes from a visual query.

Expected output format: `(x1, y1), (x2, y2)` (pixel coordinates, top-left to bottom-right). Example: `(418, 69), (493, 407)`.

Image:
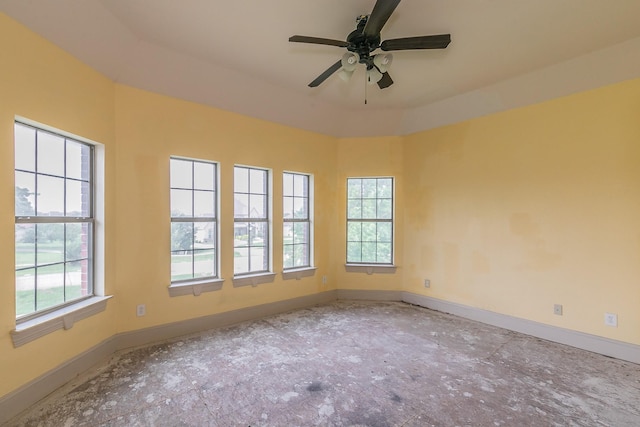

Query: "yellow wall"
(402, 80), (640, 344)
(2, 11), (640, 403)
(0, 13), (118, 397)
(334, 136), (405, 290)
(113, 85), (337, 332)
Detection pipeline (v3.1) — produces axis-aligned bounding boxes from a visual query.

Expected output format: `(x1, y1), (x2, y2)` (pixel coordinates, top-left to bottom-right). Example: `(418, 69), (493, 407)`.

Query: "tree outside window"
(346, 177), (393, 264)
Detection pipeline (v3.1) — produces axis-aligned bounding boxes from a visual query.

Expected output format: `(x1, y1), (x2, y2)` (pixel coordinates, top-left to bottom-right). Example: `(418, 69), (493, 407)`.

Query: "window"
(283, 172), (312, 270)
(14, 121), (94, 319)
(170, 158), (218, 283)
(234, 166), (270, 275)
(346, 177), (394, 264)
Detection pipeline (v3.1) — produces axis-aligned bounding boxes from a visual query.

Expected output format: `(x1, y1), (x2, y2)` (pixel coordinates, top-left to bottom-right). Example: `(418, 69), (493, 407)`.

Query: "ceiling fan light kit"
(341, 52), (360, 71)
(289, 0), (451, 91)
(367, 67), (383, 84)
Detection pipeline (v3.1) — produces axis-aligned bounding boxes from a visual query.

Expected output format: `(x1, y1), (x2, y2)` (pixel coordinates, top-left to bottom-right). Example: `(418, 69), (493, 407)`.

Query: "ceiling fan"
(289, 0), (451, 89)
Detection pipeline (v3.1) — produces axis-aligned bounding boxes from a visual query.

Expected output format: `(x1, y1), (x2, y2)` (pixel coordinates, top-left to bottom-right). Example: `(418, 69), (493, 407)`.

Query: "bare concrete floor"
(8, 301), (640, 426)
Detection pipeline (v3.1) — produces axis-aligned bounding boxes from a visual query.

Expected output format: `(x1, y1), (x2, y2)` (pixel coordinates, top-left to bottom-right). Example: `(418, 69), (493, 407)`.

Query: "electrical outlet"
(322, 275), (327, 285)
(553, 304), (563, 316)
(604, 313), (617, 327)
(136, 304), (146, 317)
(424, 279), (430, 288)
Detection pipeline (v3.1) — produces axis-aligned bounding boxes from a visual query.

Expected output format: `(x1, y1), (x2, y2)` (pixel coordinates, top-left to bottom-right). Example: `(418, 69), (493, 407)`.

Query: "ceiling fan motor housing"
(347, 15), (381, 65)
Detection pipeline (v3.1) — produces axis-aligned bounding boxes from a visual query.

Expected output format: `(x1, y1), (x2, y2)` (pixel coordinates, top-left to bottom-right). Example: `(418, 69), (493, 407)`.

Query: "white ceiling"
(2, 0), (640, 137)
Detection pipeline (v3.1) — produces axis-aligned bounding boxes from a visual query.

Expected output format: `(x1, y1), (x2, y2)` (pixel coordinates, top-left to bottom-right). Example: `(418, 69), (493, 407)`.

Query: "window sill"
(11, 296), (112, 348)
(345, 264), (397, 275)
(232, 272), (276, 288)
(168, 278), (225, 297)
(282, 267), (317, 280)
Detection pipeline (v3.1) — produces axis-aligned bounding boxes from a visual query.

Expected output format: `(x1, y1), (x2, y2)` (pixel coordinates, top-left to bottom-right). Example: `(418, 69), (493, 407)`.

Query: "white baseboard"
(336, 289), (404, 301)
(3, 289), (638, 424)
(0, 335), (118, 425)
(402, 292), (640, 365)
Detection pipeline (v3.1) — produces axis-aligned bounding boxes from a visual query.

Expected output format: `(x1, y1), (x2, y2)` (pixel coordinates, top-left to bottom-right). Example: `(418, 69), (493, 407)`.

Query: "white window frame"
(346, 177), (395, 268)
(168, 157), (223, 297)
(12, 117), (109, 347)
(282, 171), (314, 274)
(232, 165), (274, 287)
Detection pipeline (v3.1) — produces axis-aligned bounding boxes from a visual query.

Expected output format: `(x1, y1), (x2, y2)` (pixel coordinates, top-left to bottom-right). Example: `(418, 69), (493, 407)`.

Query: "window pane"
(194, 191), (214, 217)
(171, 222), (194, 252)
(249, 222), (267, 247)
(37, 224), (65, 265)
(249, 195), (266, 218)
(283, 173), (294, 196)
(193, 249), (215, 278)
(37, 131), (65, 177)
(347, 222), (361, 241)
(377, 222), (392, 242)
(77, 258), (92, 296)
(16, 269), (35, 317)
(170, 189), (193, 217)
(294, 244), (309, 267)
(283, 197), (294, 219)
(193, 162), (214, 191)
(65, 260), (84, 299)
(250, 246), (268, 272)
(234, 167), (249, 193)
(194, 222), (215, 248)
(293, 222), (308, 244)
(234, 193), (249, 218)
(170, 158), (192, 188)
(361, 242), (378, 263)
(294, 174), (307, 196)
(36, 264), (65, 311)
(377, 199), (392, 220)
(171, 250), (193, 282)
(347, 179), (361, 198)
(361, 222), (377, 242)
(66, 223), (90, 264)
(293, 197), (307, 219)
(347, 199), (362, 219)
(362, 179), (377, 198)
(249, 169), (265, 194)
(283, 222), (293, 239)
(14, 123), (36, 172)
(37, 175), (65, 215)
(66, 179), (90, 216)
(377, 178), (393, 198)
(362, 199), (377, 219)
(66, 142), (90, 181)
(234, 247), (249, 275)
(377, 243), (392, 264)
(15, 224), (36, 268)
(347, 242), (361, 263)
(283, 244), (294, 269)
(15, 171), (36, 216)
(234, 223), (249, 245)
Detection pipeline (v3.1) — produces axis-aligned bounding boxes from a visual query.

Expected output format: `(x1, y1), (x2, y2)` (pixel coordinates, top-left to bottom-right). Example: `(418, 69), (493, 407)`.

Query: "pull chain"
(364, 72), (368, 105)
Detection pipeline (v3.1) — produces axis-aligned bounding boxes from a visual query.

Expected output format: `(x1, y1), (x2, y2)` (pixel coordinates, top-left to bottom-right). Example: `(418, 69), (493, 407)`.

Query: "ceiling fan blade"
(308, 60), (343, 87)
(289, 35), (349, 48)
(381, 34), (451, 51)
(363, 0), (401, 38)
(377, 72), (394, 89)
